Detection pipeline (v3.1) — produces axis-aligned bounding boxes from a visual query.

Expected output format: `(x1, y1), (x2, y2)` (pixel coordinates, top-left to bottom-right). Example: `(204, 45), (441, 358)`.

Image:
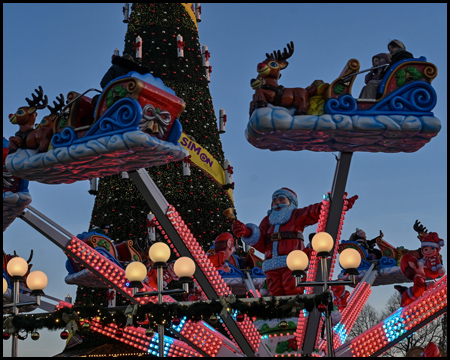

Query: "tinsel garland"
(5, 292), (332, 333)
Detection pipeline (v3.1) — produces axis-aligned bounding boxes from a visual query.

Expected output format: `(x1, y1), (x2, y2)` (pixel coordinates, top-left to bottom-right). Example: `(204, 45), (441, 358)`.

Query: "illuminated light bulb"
(26, 271), (48, 291)
(7, 257), (29, 277)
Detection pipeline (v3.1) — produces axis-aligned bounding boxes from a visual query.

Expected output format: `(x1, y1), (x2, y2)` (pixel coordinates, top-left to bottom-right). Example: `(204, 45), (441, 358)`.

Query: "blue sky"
(3, 3), (447, 357)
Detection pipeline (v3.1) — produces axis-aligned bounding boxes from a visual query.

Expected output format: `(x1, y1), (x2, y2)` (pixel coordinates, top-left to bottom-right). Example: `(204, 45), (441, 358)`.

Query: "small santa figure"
(419, 232), (445, 279)
(330, 285), (350, 312)
(394, 253), (435, 307)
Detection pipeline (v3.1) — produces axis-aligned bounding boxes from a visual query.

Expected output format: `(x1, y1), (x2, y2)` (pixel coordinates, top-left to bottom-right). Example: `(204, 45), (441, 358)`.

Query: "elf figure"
(413, 220), (445, 279)
(419, 232), (445, 278)
(208, 232), (245, 272)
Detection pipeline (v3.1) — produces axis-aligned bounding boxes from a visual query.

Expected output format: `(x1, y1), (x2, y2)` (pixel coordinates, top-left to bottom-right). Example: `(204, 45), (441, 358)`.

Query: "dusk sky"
(3, 3), (447, 357)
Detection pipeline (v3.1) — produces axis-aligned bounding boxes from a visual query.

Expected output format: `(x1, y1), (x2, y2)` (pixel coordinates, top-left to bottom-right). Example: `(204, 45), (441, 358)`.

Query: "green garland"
(5, 292), (332, 333)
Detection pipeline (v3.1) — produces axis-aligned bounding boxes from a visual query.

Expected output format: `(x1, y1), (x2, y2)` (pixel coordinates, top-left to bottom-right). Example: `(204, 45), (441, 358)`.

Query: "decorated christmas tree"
(75, 3), (235, 308)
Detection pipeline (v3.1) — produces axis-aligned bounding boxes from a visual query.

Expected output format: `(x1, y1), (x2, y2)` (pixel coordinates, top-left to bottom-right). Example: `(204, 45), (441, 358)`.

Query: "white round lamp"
(174, 256), (196, 292)
(287, 250), (309, 280)
(7, 257), (28, 279)
(339, 248), (361, 275)
(312, 232), (334, 257)
(149, 242), (171, 265)
(26, 271), (48, 296)
(3, 277), (8, 295)
(125, 261), (147, 288)
(174, 257), (196, 278)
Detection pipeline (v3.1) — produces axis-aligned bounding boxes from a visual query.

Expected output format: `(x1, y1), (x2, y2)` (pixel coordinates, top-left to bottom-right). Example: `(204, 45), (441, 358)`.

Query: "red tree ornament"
(60, 330), (69, 340)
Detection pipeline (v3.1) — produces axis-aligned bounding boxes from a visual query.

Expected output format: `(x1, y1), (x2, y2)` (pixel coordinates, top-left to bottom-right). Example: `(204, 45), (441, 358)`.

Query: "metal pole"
(129, 169), (256, 356)
(320, 258), (334, 357)
(12, 280), (20, 357)
(157, 266), (164, 357)
(302, 152), (353, 356)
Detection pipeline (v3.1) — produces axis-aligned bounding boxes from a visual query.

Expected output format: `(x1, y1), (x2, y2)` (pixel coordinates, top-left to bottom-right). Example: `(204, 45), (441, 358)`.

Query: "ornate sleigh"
(64, 232), (143, 288)
(246, 42), (441, 154)
(6, 72), (189, 184)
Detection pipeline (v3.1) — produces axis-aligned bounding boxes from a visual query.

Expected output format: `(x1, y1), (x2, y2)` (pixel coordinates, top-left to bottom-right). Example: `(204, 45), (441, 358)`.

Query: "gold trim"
(182, 3), (198, 30)
(424, 65), (438, 81)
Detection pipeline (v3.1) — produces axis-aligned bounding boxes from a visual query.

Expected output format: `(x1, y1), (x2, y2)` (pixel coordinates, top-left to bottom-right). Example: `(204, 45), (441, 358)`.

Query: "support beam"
(18, 206), (229, 357)
(128, 168), (256, 357)
(302, 152), (353, 355)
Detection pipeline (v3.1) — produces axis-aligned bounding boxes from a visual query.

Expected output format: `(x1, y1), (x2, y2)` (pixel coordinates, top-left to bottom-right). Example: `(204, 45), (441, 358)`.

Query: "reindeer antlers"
(47, 93), (65, 114)
(413, 220), (428, 236)
(25, 86), (48, 110)
(11, 249), (33, 263)
(266, 41), (295, 62)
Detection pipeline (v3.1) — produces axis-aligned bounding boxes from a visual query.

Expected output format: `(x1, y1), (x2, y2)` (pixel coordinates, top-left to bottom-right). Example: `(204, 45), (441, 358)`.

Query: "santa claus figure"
(330, 285), (350, 312)
(394, 253), (435, 307)
(419, 232), (445, 279)
(232, 187), (358, 296)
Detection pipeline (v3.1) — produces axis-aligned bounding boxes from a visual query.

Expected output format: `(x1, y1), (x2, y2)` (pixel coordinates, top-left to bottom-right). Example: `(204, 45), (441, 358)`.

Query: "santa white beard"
(268, 203), (296, 225)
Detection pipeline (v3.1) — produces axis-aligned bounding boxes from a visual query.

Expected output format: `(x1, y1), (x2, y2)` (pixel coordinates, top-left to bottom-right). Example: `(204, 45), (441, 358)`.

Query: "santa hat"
(273, 187), (298, 208)
(421, 232), (444, 249)
(214, 232), (234, 244)
(422, 342), (440, 357)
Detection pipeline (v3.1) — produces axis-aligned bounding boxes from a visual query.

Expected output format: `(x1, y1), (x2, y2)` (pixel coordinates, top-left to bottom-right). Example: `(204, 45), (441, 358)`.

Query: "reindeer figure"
(33, 93), (65, 152)
(250, 41), (314, 115)
(413, 220), (445, 279)
(8, 86), (48, 154)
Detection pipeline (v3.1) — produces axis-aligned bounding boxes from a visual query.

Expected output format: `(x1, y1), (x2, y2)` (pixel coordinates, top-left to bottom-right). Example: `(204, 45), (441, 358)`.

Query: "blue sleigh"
(246, 57), (440, 153)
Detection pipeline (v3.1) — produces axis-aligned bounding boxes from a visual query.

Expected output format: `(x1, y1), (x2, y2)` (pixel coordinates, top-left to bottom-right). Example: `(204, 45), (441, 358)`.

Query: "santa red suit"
(331, 285), (350, 312)
(233, 187), (357, 296)
(395, 253), (435, 307)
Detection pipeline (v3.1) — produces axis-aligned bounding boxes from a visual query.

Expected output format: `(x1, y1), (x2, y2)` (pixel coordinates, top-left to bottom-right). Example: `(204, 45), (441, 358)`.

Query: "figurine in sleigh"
(5, 69), (188, 184)
(206, 232), (265, 295)
(337, 220), (445, 287)
(246, 41), (441, 153)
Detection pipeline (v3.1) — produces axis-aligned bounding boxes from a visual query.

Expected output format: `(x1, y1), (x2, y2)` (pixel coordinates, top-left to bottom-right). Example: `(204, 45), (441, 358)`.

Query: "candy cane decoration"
(183, 155), (191, 176)
(123, 3), (129, 23)
(223, 159), (234, 190)
(147, 212), (156, 242)
(219, 108), (226, 134)
(195, 3), (201, 22)
(201, 45), (209, 67)
(89, 178), (98, 195)
(177, 34), (185, 58)
(134, 35), (142, 60)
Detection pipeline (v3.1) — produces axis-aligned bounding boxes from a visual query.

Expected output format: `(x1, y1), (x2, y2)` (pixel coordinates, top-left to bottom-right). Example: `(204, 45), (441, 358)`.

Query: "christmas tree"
(75, 4), (234, 307)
